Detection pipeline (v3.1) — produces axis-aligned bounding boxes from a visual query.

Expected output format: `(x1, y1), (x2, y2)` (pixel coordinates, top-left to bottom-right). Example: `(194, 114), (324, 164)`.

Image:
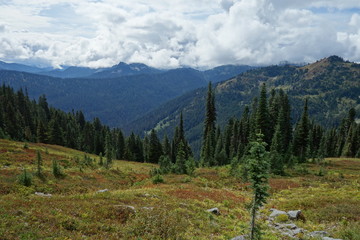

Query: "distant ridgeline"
(0, 83), (359, 174)
(127, 56), (360, 158)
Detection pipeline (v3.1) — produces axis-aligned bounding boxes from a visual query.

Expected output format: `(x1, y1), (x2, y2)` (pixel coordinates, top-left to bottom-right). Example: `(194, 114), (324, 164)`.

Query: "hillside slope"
(0, 64), (252, 127)
(1, 139), (359, 239)
(126, 56), (360, 152)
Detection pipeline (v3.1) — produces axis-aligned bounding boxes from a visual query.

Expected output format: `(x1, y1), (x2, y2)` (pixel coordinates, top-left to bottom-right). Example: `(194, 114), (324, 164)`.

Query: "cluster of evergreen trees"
(1, 83), (359, 175)
(0, 85), (195, 173)
(200, 83), (360, 174)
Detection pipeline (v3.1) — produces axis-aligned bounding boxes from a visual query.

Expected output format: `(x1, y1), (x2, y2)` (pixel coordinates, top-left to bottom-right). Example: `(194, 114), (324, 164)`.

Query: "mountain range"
(0, 60), (253, 127)
(126, 56), (360, 155)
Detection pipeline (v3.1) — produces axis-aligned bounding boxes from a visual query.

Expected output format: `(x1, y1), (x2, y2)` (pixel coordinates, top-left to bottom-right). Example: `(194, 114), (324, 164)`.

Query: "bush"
(52, 159), (64, 178)
(18, 169), (32, 187)
(152, 174), (164, 184)
(150, 167), (162, 177)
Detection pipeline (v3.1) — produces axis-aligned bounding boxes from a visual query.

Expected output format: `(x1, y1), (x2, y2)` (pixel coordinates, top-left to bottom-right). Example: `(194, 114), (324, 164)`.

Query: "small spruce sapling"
(246, 133), (270, 240)
(36, 150), (43, 178)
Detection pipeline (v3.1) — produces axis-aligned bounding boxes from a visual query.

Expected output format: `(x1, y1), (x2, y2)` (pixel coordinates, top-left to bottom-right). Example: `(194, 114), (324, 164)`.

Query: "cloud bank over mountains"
(0, 0), (360, 69)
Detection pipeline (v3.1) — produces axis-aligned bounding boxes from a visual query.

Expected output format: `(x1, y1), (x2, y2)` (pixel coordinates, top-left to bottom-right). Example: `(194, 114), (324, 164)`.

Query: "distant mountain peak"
(326, 55), (345, 63)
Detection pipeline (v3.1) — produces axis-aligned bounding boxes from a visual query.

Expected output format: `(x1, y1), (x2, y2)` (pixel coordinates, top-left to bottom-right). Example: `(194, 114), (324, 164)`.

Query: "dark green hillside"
(0, 64), (252, 128)
(0, 69), (207, 127)
(127, 56), (360, 155)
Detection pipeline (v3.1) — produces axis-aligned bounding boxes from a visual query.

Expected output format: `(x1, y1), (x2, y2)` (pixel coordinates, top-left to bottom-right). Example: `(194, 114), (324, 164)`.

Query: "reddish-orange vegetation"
(330, 160), (360, 171)
(269, 178), (301, 191)
(168, 187), (244, 203)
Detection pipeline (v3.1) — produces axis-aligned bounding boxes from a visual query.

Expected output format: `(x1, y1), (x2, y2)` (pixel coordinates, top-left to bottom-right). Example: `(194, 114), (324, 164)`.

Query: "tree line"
(201, 82), (360, 174)
(1, 83), (359, 174)
(0, 85), (195, 173)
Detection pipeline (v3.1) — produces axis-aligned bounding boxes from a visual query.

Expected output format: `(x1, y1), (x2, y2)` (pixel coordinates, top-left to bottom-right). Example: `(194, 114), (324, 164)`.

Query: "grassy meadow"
(0, 139), (359, 239)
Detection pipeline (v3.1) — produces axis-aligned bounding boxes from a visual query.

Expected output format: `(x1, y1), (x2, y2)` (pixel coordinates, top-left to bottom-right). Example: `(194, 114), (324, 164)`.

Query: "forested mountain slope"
(127, 56), (360, 152)
(0, 63), (252, 127)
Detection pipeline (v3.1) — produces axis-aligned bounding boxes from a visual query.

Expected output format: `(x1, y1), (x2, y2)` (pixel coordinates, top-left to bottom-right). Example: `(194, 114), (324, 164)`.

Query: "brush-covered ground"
(0, 139), (359, 240)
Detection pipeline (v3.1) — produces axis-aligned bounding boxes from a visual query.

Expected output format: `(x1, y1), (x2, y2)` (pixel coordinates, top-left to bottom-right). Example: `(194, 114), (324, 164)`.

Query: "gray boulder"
(310, 231), (329, 237)
(323, 237), (342, 240)
(269, 208), (287, 218)
(207, 207), (220, 215)
(287, 210), (301, 220)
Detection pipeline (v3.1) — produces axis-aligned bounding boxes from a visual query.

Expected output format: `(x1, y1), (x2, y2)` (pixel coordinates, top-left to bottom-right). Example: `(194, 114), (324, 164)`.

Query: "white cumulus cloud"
(0, 0), (360, 68)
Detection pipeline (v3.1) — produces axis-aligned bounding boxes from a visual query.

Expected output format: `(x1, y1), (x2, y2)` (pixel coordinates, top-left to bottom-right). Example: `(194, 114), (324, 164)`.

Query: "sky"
(0, 0), (360, 69)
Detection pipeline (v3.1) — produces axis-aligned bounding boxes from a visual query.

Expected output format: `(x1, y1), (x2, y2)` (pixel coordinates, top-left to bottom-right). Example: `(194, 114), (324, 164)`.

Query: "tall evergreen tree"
(201, 82), (216, 166)
(148, 129), (163, 163)
(292, 99), (310, 162)
(255, 83), (271, 146)
(245, 134), (270, 240)
(104, 132), (113, 168)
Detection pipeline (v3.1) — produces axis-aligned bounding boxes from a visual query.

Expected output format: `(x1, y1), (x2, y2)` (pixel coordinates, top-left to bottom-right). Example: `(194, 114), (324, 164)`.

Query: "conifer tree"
(148, 129), (163, 163)
(201, 82), (216, 166)
(255, 83), (271, 146)
(292, 99), (310, 162)
(175, 142), (187, 174)
(105, 133), (113, 168)
(115, 129), (125, 159)
(270, 121), (284, 174)
(162, 134), (172, 159)
(143, 135), (150, 162)
(36, 150), (43, 177)
(159, 155), (172, 174)
(245, 134), (270, 240)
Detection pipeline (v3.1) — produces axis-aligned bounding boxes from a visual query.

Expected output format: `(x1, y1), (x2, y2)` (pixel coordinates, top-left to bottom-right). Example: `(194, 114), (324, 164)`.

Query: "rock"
(34, 192), (52, 197)
(292, 228), (303, 235)
(310, 231), (329, 237)
(287, 210), (301, 220)
(322, 237), (342, 240)
(97, 189), (109, 193)
(231, 235), (247, 240)
(269, 208), (287, 218)
(282, 223), (298, 229)
(207, 207), (220, 215)
(142, 207), (154, 210)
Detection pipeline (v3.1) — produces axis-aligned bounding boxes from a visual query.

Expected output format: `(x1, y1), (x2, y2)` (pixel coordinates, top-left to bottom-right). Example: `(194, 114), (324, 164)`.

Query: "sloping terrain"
(127, 56), (360, 152)
(0, 139), (359, 239)
(0, 63), (252, 127)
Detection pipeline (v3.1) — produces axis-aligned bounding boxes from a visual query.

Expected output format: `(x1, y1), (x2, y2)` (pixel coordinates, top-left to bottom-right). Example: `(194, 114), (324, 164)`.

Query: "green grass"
(1, 139), (360, 239)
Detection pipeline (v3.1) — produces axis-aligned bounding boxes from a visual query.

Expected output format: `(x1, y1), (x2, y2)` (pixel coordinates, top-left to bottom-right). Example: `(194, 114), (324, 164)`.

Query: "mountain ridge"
(125, 56), (360, 155)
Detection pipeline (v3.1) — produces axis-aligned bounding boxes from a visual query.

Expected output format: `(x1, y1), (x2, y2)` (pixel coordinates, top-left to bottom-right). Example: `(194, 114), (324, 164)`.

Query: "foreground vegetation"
(1, 139), (359, 239)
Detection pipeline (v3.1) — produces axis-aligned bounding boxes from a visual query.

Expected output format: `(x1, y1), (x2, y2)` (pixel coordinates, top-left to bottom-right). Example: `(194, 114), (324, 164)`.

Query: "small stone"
(34, 192), (52, 197)
(207, 207), (220, 215)
(97, 189), (109, 193)
(142, 207), (154, 210)
(230, 235), (247, 240)
(322, 237), (343, 240)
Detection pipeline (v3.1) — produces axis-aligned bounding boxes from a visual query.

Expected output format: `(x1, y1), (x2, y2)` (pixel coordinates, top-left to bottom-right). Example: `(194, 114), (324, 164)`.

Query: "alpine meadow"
(1, 1), (360, 240)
